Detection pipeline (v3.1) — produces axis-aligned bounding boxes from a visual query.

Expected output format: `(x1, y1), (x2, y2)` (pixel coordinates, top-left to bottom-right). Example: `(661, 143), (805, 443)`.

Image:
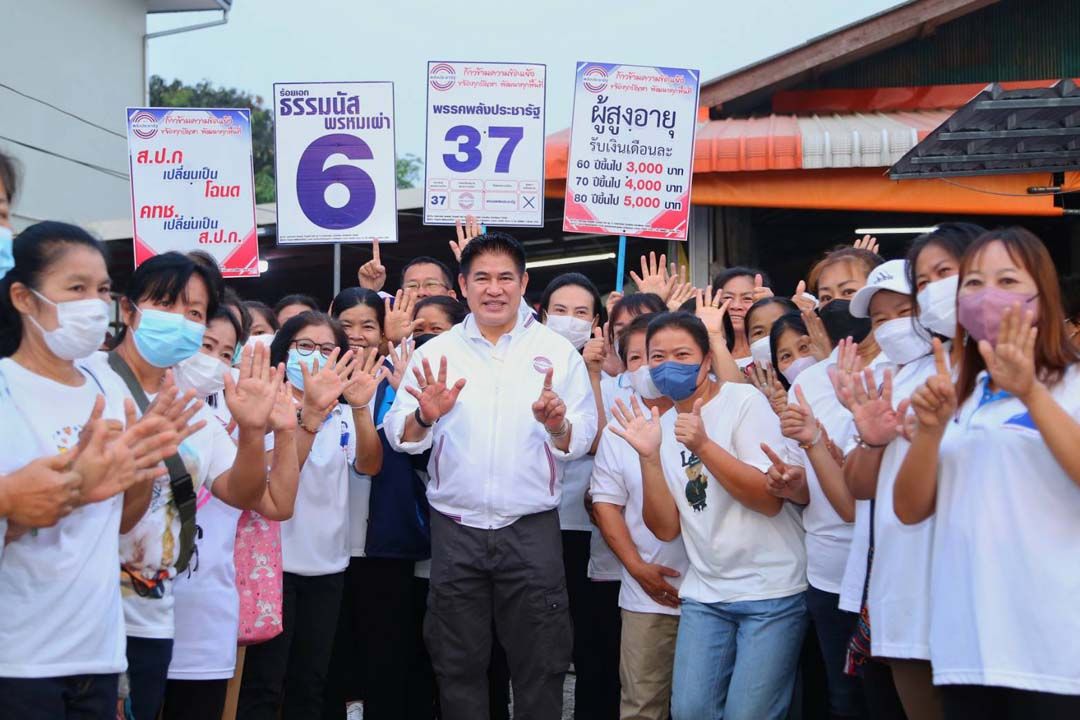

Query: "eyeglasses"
(403, 280), (449, 292)
(291, 339), (338, 358)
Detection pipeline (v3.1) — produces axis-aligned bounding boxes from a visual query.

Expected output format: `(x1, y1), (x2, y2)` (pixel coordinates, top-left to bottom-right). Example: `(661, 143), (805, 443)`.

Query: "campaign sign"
(563, 63), (700, 240)
(274, 81), (398, 244)
(424, 61), (546, 226)
(126, 107), (259, 276)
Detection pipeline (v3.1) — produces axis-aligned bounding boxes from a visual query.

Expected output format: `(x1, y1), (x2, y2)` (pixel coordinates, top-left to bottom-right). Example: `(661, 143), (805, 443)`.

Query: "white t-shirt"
(785, 350), (891, 594)
(281, 403), (355, 576)
(83, 352), (238, 640)
(169, 401), (243, 680)
(585, 374), (636, 579)
(559, 455), (593, 532)
(837, 500), (871, 613)
(659, 383), (806, 604)
(0, 358), (128, 677)
(864, 351), (938, 659)
(591, 425), (689, 615)
(929, 365), (1080, 694)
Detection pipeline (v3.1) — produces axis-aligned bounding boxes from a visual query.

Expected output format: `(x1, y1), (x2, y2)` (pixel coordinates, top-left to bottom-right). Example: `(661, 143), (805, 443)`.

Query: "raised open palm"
(406, 356), (466, 424)
(837, 367), (898, 447)
(225, 342), (282, 431)
(609, 396), (662, 458)
(979, 304), (1038, 399)
(343, 347), (385, 408)
(301, 347), (351, 418)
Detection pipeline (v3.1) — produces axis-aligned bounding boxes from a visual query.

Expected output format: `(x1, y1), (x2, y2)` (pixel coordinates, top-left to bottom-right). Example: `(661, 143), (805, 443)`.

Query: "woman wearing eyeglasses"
(238, 311), (383, 720)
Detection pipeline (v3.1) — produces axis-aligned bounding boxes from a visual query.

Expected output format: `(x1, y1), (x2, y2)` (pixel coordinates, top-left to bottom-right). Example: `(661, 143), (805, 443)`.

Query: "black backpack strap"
(107, 351), (199, 574)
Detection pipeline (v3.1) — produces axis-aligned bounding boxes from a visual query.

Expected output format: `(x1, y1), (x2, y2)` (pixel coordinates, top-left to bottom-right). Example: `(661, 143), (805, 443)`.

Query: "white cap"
(849, 259), (911, 318)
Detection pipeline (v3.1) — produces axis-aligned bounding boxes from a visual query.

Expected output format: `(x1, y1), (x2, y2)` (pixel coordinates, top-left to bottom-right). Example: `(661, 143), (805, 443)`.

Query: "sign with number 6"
(424, 61), (546, 227)
(274, 81), (399, 245)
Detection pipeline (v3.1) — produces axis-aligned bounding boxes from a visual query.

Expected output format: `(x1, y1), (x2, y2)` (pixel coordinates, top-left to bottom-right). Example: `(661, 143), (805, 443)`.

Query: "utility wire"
(0, 135), (129, 181)
(0, 82), (127, 139)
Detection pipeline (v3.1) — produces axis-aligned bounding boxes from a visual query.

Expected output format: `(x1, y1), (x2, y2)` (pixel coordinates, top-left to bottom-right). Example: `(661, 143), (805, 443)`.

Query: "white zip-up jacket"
(385, 306), (597, 530)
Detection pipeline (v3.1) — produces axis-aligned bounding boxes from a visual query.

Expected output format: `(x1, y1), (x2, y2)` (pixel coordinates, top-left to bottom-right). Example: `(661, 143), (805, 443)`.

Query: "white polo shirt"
(785, 348), (889, 595)
(659, 383), (806, 604)
(591, 424), (689, 615)
(929, 365), (1080, 694)
(385, 305), (597, 530)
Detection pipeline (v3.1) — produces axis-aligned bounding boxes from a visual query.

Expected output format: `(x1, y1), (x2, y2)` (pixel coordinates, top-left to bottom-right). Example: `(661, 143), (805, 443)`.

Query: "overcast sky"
(149, 0), (900, 158)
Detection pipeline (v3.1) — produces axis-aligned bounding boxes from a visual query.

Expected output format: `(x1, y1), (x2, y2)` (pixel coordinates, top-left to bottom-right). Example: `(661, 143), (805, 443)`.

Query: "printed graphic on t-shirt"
(52, 424), (82, 454)
(119, 443), (202, 599)
(681, 450), (707, 512)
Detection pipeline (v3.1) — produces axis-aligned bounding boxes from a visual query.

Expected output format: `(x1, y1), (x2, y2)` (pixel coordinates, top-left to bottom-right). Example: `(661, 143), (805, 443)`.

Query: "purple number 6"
(297, 134), (376, 230)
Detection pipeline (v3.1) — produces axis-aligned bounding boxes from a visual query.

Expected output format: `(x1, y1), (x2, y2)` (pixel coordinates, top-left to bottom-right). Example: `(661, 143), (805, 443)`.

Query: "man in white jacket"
(385, 232), (597, 720)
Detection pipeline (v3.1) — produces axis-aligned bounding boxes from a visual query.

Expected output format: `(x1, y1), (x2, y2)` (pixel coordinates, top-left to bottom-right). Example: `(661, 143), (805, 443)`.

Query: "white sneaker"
(345, 701), (364, 720)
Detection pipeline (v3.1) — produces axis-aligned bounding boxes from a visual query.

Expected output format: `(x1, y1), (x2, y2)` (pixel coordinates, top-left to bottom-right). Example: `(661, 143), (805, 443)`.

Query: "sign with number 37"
(274, 81), (399, 245)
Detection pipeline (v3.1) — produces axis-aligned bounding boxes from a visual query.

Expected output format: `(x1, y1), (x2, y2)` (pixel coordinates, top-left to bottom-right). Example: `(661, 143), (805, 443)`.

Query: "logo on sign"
(582, 66), (608, 93)
(533, 356), (553, 374)
(458, 191), (475, 210)
(130, 111), (159, 139)
(429, 63), (456, 91)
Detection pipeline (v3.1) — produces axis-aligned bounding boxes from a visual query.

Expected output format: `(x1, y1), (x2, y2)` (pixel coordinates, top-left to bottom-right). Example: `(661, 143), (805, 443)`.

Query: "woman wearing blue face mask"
(239, 311), (383, 720)
(609, 311), (807, 720)
(0, 223), (197, 720)
(80, 251), (295, 720)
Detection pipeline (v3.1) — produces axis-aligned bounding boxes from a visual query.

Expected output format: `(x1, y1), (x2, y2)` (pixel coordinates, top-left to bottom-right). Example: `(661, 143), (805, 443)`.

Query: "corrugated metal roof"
(546, 110), (952, 178)
(890, 80), (1080, 178)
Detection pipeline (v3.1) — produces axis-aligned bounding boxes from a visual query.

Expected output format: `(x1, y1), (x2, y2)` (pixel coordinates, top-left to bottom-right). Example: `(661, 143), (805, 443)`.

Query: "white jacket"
(385, 306), (597, 529)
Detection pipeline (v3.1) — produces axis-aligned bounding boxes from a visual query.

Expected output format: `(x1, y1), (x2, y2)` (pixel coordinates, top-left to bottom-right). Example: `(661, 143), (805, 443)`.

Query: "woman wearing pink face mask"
(894, 228), (1080, 719)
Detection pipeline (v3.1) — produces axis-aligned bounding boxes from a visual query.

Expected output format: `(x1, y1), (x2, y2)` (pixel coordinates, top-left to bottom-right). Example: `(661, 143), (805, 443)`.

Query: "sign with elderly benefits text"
(424, 61), (546, 227)
(563, 63), (700, 240)
(126, 107), (259, 277)
(274, 81), (399, 244)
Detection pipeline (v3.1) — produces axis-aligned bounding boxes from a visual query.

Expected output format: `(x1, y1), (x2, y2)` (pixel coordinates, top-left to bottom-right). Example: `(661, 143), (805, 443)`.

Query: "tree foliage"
(149, 75), (424, 202)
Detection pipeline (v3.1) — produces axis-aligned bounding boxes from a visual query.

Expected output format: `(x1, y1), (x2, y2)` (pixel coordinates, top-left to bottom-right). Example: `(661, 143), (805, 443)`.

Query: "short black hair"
(401, 256), (455, 289)
(0, 151), (19, 203)
(645, 311), (711, 357)
(274, 293), (320, 317)
(413, 295), (468, 326)
(616, 312), (658, 366)
(459, 231), (526, 277)
(712, 266), (770, 292)
(608, 292), (667, 343)
(221, 286), (252, 344)
(243, 300), (279, 332)
(269, 311), (349, 369)
(330, 287), (385, 328)
(539, 272), (606, 324)
(119, 251), (222, 343)
(769, 312), (810, 389)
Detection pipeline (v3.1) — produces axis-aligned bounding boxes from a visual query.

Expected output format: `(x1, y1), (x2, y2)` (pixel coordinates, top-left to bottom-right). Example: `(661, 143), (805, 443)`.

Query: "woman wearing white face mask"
(539, 272), (623, 719)
(0, 222), (198, 720)
(896, 228), (1080, 719)
(163, 307), (301, 720)
(834, 224), (981, 720)
(80, 251), (297, 720)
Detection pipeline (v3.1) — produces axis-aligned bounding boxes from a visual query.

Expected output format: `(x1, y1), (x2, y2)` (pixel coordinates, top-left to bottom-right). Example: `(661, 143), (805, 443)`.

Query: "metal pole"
(333, 244), (342, 296)
(615, 235), (627, 293)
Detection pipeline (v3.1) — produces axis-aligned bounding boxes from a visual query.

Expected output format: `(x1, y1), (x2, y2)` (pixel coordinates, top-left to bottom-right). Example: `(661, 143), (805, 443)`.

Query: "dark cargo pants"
(425, 509), (572, 720)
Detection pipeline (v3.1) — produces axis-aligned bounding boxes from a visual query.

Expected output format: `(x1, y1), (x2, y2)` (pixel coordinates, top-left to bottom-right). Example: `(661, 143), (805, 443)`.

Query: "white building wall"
(0, 0), (146, 230)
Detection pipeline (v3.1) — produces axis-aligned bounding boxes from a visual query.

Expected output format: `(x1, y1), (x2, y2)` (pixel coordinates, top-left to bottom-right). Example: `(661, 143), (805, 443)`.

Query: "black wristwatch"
(414, 407), (434, 428)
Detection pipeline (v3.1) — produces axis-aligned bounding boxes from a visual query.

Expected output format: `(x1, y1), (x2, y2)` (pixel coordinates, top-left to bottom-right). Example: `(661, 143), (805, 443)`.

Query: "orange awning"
(545, 168), (1063, 216)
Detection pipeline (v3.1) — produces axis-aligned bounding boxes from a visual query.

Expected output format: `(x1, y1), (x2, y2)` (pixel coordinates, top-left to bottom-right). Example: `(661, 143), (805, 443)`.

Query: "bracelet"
(295, 408), (320, 435)
(798, 422), (823, 450)
(414, 407), (434, 429)
(855, 435), (889, 450)
(547, 419), (570, 438)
